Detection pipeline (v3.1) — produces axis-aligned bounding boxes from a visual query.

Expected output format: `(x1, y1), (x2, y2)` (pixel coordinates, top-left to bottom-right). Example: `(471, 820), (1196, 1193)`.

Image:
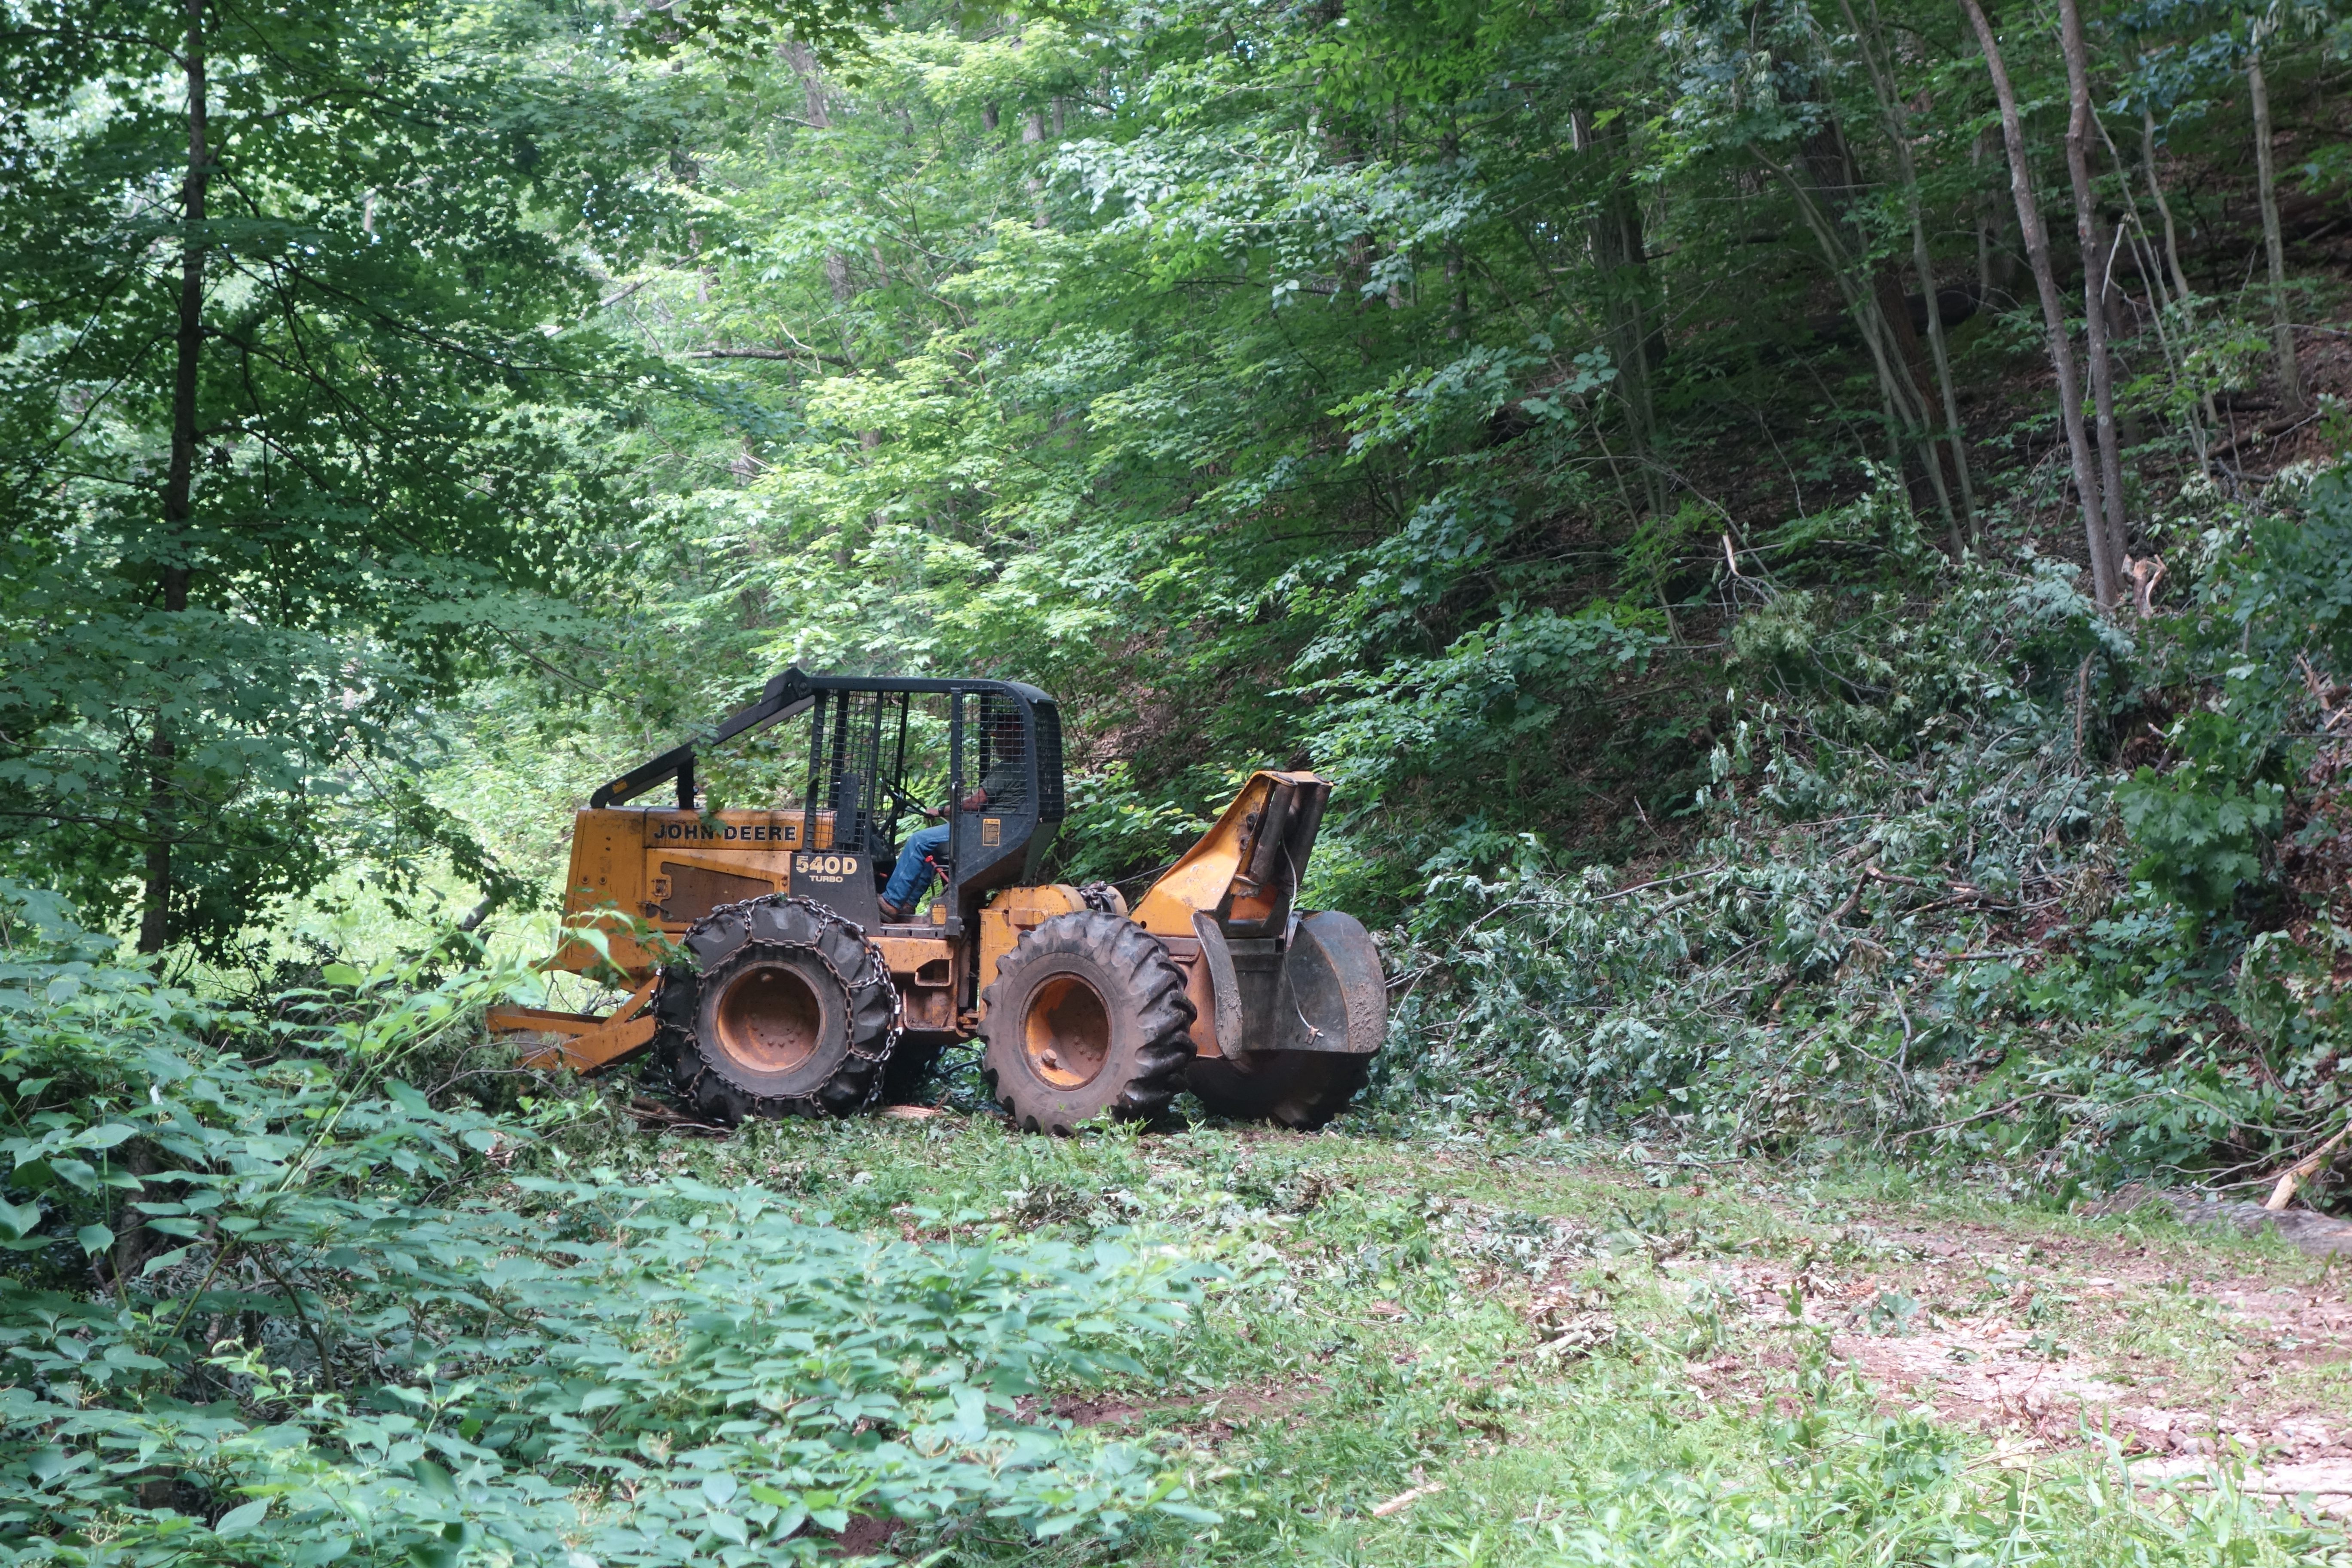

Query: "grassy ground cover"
(6, 884), (2349, 1565)
(554, 1104), (2352, 1564)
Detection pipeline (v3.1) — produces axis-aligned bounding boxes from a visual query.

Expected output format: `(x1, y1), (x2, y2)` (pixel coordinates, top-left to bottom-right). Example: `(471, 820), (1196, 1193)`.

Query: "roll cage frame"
(589, 667), (1066, 919)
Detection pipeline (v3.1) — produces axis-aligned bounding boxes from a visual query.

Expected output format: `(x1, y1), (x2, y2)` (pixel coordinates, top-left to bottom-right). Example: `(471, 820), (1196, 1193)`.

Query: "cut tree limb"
(2262, 1117), (2351, 1211)
(1894, 1092), (2052, 1142)
(686, 345), (853, 367)
(1372, 1482), (1446, 1518)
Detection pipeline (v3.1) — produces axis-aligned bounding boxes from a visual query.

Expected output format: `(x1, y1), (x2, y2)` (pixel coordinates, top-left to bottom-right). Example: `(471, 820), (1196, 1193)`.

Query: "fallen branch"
(2262, 1113), (2352, 1211)
(1893, 1093), (2055, 1144)
(1640, 887), (1712, 925)
(685, 344), (854, 368)
(1593, 867), (1724, 903)
(626, 1097), (731, 1138)
(1816, 860), (1876, 938)
(1828, 836), (1885, 867)
(1371, 1482), (1446, 1518)
(1901, 892), (2021, 917)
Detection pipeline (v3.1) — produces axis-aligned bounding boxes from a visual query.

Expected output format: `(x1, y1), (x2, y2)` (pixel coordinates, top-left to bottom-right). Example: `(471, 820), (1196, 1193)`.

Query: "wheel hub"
(711, 961), (824, 1075)
(1023, 973), (1111, 1087)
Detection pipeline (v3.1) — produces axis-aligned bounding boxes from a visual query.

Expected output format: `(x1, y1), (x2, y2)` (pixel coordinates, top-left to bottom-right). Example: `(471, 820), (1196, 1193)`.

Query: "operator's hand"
(960, 787), (988, 812)
(920, 804), (946, 821)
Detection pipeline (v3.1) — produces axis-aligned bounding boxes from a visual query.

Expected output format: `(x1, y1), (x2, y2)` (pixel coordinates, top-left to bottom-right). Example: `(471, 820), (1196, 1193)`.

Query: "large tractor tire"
(980, 912), (1194, 1134)
(654, 895), (899, 1124)
(1186, 1051), (1370, 1132)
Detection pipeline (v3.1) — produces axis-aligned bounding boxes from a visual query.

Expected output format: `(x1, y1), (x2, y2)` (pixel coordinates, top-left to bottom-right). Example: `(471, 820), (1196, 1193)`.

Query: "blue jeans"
(882, 823), (950, 912)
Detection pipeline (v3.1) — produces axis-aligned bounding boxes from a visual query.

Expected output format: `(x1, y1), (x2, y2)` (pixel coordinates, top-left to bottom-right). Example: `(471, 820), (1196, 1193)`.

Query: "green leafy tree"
(0, 0), (691, 953)
(382, 0), (2337, 913)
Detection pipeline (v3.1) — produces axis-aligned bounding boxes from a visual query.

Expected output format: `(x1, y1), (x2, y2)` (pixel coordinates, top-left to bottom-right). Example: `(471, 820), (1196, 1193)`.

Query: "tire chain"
(659, 893), (903, 1118)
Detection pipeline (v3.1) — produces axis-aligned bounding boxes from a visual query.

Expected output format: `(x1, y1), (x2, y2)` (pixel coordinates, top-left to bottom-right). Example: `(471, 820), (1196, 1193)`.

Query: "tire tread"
(979, 911), (1194, 1131)
(654, 895), (899, 1125)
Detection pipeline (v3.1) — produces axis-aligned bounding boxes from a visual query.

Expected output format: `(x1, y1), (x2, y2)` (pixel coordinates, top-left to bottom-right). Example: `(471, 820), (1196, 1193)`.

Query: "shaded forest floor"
(551, 1107), (2352, 1561)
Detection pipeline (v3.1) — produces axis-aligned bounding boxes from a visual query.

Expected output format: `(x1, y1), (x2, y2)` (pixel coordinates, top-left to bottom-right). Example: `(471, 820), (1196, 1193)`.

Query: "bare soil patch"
(1690, 1216), (2352, 1512)
(1037, 1378), (1327, 1440)
(1425, 1157), (2352, 1513)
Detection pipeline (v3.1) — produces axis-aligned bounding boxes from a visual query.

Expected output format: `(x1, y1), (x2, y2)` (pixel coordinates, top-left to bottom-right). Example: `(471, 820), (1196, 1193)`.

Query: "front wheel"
(980, 912), (1194, 1134)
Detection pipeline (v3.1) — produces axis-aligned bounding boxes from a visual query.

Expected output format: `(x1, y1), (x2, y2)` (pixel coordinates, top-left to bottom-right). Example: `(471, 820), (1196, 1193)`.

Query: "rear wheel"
(980, 912), (1194, 1133)
(1187, 1051), (1370, 1131)
(655, 896), (899, 1123)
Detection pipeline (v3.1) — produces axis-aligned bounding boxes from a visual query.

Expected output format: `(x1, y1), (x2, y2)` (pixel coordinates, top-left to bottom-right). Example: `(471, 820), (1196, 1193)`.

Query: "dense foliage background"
(5, 0), (2352, 1558)
(0, 0), (2347, 1156)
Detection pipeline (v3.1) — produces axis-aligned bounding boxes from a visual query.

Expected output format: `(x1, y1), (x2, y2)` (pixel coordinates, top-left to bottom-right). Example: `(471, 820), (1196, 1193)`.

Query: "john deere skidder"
(488, 670), (1386, 1132)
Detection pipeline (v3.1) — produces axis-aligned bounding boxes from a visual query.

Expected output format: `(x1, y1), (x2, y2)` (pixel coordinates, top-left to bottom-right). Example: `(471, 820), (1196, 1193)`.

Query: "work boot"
(879, 900), (912, 924)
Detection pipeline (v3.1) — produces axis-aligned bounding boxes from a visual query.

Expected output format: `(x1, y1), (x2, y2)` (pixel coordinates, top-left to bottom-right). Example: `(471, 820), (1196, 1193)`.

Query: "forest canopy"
(2, 0), (2342, 944)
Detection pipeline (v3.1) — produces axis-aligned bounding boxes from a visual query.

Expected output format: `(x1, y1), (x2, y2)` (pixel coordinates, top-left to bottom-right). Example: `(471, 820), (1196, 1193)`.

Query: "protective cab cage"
(494, 666), (1386, 1136)
(588, 667), (1065, 927)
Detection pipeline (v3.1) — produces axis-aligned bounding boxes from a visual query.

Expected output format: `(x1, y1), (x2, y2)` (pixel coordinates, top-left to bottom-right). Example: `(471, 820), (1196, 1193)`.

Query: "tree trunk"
(1781, 161), (1899, 452)
(2138, 104), (2222, 456)
(2086, 112), (2159, 453)
(1841, 0), (1975, 544)
(1574, 108), (1662, 514)
(1440, 129), (1469, 342)
(1873, 266), (1962, 534)
(785, 43), (861, 320)
(1782, 94), (1956, 537)
(1023, 108), (1047, 223)
(1910, 213), (1976, 547)
(2248, 34), (2304, 411)
(2090, 203), (2145, 452)
(1961, 0), (2114, 611)
(143, 0), (208, 955)
(2097, 109), (2208, 467)
(785, 43), (859, 313)
(2140, 106), (2197, 308)
(1768, 146), (1954, 528)
(1972, 128), (2013, 305)
(2058, 0), (2128, 592)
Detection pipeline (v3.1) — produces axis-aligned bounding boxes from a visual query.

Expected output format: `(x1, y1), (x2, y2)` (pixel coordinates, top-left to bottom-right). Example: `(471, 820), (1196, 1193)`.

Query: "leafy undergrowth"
(0, 892), (1214, 1568)
(535, 1106), (2352, 1565)
(5, 867), (2346, 1567)
(1347, 462), (2352, 1210)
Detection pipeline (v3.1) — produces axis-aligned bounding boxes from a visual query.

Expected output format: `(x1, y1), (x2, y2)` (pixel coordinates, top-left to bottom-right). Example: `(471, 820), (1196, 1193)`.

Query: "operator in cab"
(878, 709), (1026, 923)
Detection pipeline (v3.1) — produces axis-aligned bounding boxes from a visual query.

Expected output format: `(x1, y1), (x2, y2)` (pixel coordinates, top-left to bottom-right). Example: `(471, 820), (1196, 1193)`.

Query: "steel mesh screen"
(1034, 701), (1064, 822)
(973, 692), (1029, 812)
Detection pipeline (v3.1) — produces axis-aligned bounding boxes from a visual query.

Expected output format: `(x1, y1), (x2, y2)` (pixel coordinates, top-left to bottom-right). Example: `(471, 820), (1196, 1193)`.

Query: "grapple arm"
(590, 668), (818, 810)
(1131, 771), (1383, 1058)
(1131, 770), (1329, 939)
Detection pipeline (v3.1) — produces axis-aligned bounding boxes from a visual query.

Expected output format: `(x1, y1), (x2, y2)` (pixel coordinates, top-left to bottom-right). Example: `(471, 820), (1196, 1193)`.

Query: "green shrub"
(2119, 464), (2352, 912)
(0, 888), (1216, 1566)
(2116, 765), (2283, 911)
